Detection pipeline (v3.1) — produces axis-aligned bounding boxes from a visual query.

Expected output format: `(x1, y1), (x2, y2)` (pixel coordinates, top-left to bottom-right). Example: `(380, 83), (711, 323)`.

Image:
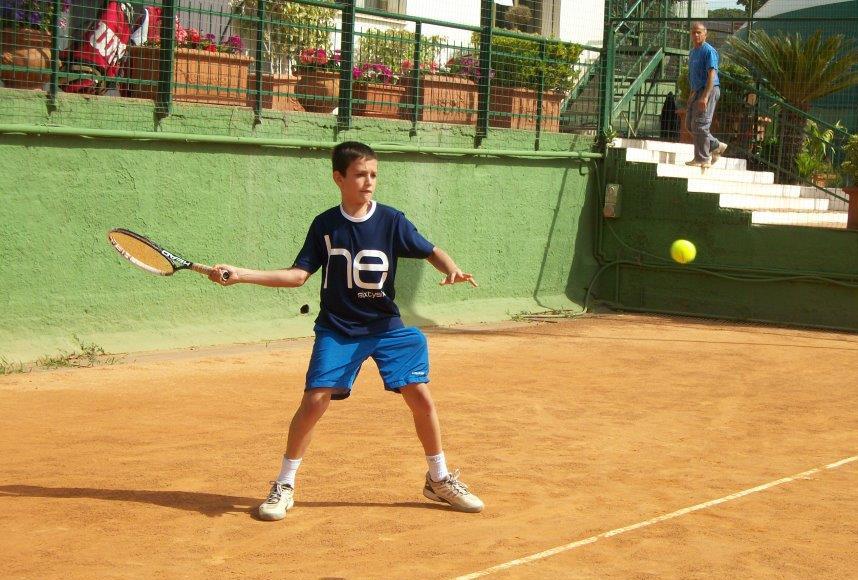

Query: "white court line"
(454, 455), (858, 580)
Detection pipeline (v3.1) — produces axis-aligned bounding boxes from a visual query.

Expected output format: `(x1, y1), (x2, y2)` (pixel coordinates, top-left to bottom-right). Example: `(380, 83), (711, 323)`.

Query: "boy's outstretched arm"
(208, 265), (311, 288)
(427, 247), (478, 287)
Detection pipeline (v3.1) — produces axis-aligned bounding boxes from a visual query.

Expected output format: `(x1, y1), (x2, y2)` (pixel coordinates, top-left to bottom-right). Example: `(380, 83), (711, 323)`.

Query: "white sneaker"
(423, 469), (484, 513)
(711, 142), (728, 164)
(258, 481), (294, 521)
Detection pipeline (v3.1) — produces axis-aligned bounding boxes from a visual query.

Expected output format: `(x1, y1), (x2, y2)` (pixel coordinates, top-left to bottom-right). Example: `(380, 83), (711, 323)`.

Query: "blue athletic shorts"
(306, 325), (430, 400)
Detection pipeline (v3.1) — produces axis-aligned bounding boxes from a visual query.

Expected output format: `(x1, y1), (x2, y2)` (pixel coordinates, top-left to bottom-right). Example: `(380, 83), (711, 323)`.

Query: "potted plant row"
(351, 62), (407, 119)
(230, 0), (338, 113)
(124, 22), (250, 106)
(482, 34), (580, 132)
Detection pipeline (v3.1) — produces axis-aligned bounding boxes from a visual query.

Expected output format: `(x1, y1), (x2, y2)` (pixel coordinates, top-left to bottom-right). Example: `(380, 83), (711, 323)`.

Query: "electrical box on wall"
(603, 183), (620, 218)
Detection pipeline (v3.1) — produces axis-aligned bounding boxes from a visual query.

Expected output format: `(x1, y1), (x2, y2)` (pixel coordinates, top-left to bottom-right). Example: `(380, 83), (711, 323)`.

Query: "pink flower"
(175, 21), (187, 45)
(187, 28), (201, 44)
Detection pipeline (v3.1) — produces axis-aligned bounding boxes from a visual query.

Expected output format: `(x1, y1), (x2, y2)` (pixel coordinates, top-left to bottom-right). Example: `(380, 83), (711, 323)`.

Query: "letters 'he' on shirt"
(293, 201), (435, 337)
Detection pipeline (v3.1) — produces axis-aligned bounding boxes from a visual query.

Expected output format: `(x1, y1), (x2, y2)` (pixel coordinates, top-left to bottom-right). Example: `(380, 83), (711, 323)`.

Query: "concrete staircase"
(612, 138), (850, 229)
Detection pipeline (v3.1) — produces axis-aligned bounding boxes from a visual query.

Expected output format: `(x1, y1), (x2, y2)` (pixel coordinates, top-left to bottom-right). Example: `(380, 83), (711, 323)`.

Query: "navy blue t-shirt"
(293, 201), (435, 337)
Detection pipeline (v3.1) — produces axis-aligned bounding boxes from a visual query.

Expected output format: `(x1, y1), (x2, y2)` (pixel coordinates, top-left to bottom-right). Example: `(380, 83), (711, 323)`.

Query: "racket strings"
(108, 230), (174, 276)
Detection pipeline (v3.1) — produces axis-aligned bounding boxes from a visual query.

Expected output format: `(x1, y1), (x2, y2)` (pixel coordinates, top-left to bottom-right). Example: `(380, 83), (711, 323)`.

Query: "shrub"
(471, 31), (581, 92)
(358, 28), (445, 75)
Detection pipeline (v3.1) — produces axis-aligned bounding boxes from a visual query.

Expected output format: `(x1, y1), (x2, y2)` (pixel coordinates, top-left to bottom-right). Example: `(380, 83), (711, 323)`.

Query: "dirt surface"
(1, 314), (857, 579)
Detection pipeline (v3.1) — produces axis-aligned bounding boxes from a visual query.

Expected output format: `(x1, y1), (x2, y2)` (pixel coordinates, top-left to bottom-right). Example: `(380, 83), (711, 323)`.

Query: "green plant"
(357, 28), (444, 74)
(0, 356), (27, 375)
(726, 30), (858, 182)
(677, 64), (689, 103)
(35, 336), (116, 369)
(1, 336), (119, 374)
(795, 149), (822, 181)
(229, 0), (336, 72)
(791, 120), (846, 186)
(841, 134), (858, 186)
(803, 119), (843, 164)
(472, 32), (582, 92)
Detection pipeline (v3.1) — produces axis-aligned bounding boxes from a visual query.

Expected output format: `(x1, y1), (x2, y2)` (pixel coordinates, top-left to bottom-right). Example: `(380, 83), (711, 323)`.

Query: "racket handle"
(191, 263), (229, 281)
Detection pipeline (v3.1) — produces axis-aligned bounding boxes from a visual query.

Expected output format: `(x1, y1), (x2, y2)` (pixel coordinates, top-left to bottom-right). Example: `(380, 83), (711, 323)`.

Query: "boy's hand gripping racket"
(107, 228), (229, 281)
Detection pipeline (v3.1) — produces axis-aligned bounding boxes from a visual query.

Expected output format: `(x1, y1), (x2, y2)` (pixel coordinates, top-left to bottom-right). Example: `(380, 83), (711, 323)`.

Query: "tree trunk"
(778, 108), (808, 184)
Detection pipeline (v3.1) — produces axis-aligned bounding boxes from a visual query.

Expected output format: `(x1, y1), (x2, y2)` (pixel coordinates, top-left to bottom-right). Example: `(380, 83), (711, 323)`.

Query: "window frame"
(357, 0), (407, 15)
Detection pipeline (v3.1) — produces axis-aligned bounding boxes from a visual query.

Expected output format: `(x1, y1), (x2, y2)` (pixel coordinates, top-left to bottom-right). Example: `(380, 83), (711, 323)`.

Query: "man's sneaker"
(711, 142), (728, 164)
(258, 481), (294, 521)
(423, 469), (484, 513)
(685, 159), (710, 167)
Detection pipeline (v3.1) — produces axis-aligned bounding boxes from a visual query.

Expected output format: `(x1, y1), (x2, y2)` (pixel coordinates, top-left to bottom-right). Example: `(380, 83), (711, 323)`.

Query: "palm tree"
(725, 30), (858, 182)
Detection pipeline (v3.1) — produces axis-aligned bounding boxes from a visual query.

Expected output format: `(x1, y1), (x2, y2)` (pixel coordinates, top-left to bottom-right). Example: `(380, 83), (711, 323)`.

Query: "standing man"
(685, 22), (727, 168)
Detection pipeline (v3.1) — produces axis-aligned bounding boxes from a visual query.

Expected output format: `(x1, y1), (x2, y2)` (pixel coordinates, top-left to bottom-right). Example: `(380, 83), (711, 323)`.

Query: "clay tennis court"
(2, 314), (857, 579)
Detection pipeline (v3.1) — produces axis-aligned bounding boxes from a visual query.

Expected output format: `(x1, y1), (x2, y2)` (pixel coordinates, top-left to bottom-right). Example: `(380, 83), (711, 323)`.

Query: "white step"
(688, 179), (802, 198)
(751, 211), (848, 229)
(657, 163), (775, 184)
(624, 147), (747, 171)
(612, 137), (696, 155)
(718, 194), (829, 211)
(612, 137), (851, 230)
(799, 187), (851, 211)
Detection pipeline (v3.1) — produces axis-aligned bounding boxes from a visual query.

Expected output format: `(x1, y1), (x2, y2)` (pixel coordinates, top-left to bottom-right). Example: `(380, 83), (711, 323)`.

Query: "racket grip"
(191, 263), (229, 281)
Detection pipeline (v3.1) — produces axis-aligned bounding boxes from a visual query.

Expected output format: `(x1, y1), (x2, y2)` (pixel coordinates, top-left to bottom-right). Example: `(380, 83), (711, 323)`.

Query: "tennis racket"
(107, 228), (229, 280)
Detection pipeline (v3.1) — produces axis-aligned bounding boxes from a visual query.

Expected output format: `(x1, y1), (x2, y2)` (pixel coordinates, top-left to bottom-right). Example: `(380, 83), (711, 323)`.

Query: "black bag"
(660, 91), (680, 142)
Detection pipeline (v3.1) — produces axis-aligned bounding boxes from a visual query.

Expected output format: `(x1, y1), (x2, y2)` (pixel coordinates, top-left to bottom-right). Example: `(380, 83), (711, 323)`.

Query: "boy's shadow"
(0, 485), (449, 518)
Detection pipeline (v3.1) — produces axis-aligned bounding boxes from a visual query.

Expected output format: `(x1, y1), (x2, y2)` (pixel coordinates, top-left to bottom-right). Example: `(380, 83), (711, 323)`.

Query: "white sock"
(276, 456), (302, 487)
(426, 452), (449, 482)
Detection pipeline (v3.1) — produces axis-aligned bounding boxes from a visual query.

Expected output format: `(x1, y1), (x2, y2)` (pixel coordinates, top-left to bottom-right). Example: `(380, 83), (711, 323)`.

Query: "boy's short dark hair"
(332, 141), (377, 175)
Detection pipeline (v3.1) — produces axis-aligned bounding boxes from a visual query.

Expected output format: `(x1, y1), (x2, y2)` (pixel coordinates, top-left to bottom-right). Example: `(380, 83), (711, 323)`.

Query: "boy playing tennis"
(209, 141), (484, 520)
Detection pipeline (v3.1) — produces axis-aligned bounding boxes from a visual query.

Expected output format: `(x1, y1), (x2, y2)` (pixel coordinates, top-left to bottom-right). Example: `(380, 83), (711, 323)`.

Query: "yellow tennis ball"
(670, 239), (697, 264)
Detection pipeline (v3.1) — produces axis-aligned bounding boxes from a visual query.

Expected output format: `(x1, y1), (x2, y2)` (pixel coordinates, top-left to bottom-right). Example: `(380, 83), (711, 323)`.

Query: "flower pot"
(247, 73), (302, 112)
(124, 46), (251, 106)
(845, 185), (858, 230)
(1, 28), (51, 90)
(353, 82), (408, 120)
(489, 86), (564, 132)
(414, 74), (477, 125)
(295, 68), (339, 113)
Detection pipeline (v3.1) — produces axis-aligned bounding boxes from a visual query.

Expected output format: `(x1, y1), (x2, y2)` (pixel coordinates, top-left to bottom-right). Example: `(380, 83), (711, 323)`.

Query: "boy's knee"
(301, 389), (333, 414)
(402, 384), (435, 414)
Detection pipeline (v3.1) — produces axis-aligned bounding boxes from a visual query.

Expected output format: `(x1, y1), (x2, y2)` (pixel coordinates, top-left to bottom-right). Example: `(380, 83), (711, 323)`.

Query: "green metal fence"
(0, 0), (600, 152)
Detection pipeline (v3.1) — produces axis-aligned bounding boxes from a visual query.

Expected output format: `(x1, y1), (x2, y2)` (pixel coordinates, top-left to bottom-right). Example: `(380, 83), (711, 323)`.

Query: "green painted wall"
(1, 95), (598, 362)
(596, 151), (858, 330)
